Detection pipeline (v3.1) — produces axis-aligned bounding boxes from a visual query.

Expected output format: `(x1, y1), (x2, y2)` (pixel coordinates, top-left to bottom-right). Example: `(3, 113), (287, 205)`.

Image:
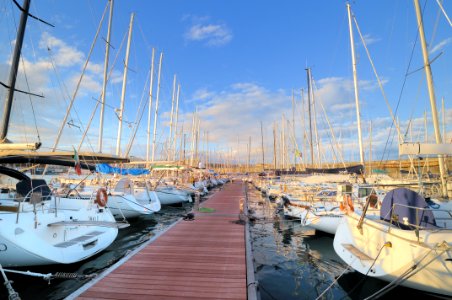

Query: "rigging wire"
(378, 1), (426, 163)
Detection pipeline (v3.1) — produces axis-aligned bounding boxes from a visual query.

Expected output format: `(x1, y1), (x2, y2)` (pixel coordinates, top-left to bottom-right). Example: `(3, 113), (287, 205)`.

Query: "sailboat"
(0, 0), (125, 267)
(333, 1), (452, 297)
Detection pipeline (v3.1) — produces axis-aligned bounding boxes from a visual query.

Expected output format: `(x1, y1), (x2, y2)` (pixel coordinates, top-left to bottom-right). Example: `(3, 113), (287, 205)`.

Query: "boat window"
(358, 188), (372, 198)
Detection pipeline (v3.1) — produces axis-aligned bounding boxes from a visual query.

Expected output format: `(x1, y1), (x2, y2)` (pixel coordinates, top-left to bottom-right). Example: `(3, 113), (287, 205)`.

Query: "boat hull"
(0, 201), (118, 267)
(334, 214), (452, 296)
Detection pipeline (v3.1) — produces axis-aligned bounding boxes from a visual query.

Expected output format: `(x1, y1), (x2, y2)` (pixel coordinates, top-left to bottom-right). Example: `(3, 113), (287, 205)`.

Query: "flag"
(73, 147), (82, 175)
(295, 149), (302, 158)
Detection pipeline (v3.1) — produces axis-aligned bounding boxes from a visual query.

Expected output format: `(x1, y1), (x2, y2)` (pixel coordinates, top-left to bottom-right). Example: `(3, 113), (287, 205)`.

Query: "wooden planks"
(74, 181), (246, 300)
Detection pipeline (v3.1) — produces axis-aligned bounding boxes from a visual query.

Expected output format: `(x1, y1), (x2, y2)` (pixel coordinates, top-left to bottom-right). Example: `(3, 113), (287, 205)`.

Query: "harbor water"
(0, 184), (445, 299)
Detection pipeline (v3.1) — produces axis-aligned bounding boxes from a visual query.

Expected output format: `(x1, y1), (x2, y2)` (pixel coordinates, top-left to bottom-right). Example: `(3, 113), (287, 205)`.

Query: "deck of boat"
(70, 181), (247, 300)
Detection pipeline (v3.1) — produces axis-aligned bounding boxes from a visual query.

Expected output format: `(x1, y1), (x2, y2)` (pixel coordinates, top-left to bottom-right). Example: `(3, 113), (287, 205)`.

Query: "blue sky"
(0, 0), (450, 166)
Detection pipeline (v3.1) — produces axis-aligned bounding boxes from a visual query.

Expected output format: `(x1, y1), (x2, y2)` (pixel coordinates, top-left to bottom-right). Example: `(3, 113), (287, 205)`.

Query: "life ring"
(340, 194), (354, 213)
(95, 188), (108, 207)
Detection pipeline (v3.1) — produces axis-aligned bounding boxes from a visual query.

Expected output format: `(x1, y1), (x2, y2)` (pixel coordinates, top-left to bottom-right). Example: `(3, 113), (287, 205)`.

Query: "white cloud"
(429, 37), (452, 54)
(358, 33), (380, 46)
(184, 17), (232, 47)
(39, 32), (84, 67)
(188, 88), (216, 102)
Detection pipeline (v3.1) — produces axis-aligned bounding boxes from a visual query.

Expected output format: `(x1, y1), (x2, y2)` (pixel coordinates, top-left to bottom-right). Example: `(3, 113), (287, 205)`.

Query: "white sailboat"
(0, 165), (124, 267)
(0, 0), (124, 267)
(333, 187), (451, 296)
(333, 1), (452, 296)
(57, 175), (161, 220)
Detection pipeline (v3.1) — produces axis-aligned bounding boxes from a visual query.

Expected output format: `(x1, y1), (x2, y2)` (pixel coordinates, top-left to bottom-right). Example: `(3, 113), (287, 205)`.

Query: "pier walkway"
(70, 181), (247, 300)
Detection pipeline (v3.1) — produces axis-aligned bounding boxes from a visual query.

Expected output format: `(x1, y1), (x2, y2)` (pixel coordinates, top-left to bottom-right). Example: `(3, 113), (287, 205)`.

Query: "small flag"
(295, 149), (302, 158)
(73, 147), (82, 176)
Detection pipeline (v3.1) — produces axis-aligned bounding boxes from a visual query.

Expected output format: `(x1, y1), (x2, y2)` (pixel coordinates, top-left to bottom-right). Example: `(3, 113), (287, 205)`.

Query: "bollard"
(194, 192), (200, 211)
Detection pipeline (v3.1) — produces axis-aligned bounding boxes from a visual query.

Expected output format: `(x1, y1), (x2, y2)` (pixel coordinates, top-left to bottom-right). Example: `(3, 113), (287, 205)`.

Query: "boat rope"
(0, 263), (20, 300)
(364, 241), (450, 299)
(3, 269), (97, 284)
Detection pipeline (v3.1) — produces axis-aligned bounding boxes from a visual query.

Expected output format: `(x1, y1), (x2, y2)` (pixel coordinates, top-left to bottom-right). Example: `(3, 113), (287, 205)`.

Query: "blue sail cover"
(380, 188), (437, 229)
(95, 163), (149, 175)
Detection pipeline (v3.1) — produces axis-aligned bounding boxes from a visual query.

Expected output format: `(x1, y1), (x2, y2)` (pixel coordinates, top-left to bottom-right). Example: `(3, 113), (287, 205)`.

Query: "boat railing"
(387, 203), (452, 235)
(15, 183), (55, 225)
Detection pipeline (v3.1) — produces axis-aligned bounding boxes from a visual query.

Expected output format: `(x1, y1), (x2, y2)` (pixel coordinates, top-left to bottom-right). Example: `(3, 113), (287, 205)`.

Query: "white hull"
(0, 198), (118, 267)
(156, 187), (191, 205)
(107, 190), (161, 219)
(334, 213), (452, 296)
(301, 207), (342, 235)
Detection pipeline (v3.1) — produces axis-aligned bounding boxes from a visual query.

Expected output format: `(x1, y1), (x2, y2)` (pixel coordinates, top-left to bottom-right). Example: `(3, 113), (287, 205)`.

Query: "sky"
(0, 0), (451, 167)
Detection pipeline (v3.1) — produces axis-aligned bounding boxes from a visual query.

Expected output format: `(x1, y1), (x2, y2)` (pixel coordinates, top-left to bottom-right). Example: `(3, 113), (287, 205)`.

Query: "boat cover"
(95, 163), (150, 175)
(380, 188), (437, 229)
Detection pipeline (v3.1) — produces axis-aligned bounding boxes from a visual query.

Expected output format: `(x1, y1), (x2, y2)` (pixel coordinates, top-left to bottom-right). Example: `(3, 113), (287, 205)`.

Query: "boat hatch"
(342, 243), (374, 261)
(54, 231), (103, 248)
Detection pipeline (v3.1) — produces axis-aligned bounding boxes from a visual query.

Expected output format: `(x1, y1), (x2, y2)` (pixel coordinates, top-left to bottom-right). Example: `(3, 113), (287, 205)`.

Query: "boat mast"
(248, 136), (251, 172)
(190, 110), (196, 166)
(260, 120), (265, 171)
(146, 48), (156, 167)
(442, 97), (446, 145)
(292, 89), (296, 169)
(413, 0), (448, 197)
(306, 68), (314, 167)
(273, 122), (277, 171)
(347, 3), (365, 168)
(116, 12), (134, 156)
(173, 84), (180, 161)
(0, 0), (40, 151)
(167, 74), (176, 160)
(151, 51), (163, 161)
(98, 0), (114, 153)
(1, 0), (29, 141)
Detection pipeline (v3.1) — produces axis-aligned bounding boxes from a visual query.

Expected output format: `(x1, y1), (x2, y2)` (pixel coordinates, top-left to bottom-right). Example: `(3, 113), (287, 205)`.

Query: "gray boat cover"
(380, 188), (437, 229)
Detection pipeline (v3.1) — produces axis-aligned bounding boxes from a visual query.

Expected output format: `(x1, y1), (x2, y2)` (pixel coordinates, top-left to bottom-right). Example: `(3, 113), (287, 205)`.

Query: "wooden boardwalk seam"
(68, 181), (247, 300)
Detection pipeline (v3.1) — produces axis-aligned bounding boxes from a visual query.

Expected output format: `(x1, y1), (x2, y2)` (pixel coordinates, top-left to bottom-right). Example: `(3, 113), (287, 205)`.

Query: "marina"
(0, 0), (451, 299)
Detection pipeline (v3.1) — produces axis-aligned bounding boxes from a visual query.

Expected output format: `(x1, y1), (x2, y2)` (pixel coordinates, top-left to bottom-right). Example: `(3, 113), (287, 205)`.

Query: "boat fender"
(340, 194), (354, 213)
(95, 188), (108, 207)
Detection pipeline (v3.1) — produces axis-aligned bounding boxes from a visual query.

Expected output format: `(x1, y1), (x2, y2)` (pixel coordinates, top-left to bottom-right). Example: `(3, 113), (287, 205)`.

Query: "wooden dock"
(69, 181), (248, 300)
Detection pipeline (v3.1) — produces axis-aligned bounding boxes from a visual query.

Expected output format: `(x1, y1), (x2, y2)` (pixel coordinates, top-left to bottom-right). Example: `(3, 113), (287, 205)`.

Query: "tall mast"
(414, 0), (447, 197)
(347, 3), (365, 167)
(167, 74), (176, 160)
(146, 48), (156, 167)
(273, 122), (277, 171)
(248, 136), (251, 172)
(173, 84), (181, 161)
(115, 12), (134, 156)
(281, 115), (285, 170)
(442, 97), (446, 145)
(369, 121), (372, 175)
(301, 88), (307, 169)
(0, 0), (30, 142)
(306, 68), (314, 166)
(292, 89), (296, 168)
(151, 52), (163, 161)
(260, 121), (265, 171)
(190, 110), (196, 166)
(98, 0), (114, 153)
